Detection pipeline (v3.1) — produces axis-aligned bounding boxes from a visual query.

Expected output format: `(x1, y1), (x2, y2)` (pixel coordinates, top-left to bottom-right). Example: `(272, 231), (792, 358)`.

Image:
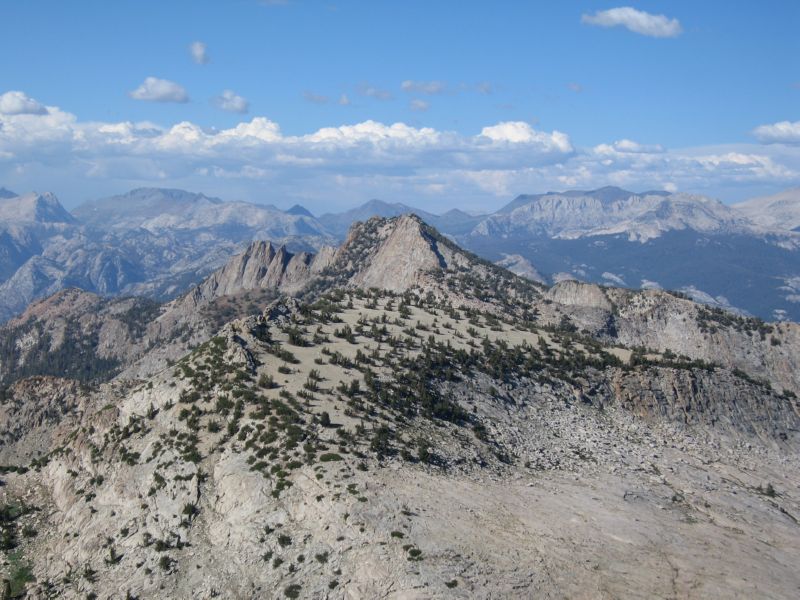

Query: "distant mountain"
(0, 187), (17, 199)
(460, 188), (800, 320)
(73, 187), (223, 227)
(0, 192), (77, 224)
(318, 198), (483, 238)
(0, 188), (335, 322)
(73, 187), (326, 238)
(318, 199), (425, 237)
(734, 188), (800, 232)
(496, 186), (671, 214)
(475, 189), (756, 242)
(3, 185), (800, 323)
(286, 204), (315, 218)
(0, 192), (78, 283)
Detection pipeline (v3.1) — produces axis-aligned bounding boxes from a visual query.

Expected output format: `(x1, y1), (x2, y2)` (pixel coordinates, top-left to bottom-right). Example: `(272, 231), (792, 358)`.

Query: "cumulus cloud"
(594, 139), (664, 155)
(401, 80), (447, 95)
(692, 152), (795, 179)
(1, 93), (798, 210)
(480, 121), (573, 153)
(0, 91), (48, 115)
(129, 77), (189, 103)
(582, 7), (682, 38)
(190, 41), (209, 65)
(212, 90), (249, 114)
(409, 99), (429, 112)
(752, 120), (800, 144)
(303, 120), (440, 146)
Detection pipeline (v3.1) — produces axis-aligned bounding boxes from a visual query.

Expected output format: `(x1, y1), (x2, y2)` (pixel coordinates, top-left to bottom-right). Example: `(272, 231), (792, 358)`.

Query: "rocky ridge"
(0, 215), (799, 598)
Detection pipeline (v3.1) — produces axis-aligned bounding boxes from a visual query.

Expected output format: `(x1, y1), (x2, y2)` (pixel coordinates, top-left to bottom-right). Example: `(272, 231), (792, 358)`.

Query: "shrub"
(258, 374), (277, 389)
(319, 453), (343, 462)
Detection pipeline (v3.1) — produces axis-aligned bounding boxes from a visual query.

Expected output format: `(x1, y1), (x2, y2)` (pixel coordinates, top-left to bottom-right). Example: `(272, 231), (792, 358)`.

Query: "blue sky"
(1, 0), (798, 212)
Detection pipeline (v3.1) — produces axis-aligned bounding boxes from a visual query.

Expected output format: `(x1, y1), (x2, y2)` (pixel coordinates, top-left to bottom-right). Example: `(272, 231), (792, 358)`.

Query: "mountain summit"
(182, 214), (538, 313)
(734, 187), (800, 232)
(0, 191), (76, 224)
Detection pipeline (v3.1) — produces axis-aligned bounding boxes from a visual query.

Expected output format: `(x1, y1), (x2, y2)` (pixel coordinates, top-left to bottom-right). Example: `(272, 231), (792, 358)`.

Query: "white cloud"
(401, 80), (446, 95)
(338, 94), (351, 106)
(0, 91), (48, 115)
(410, 99), (429, 112)
(129, 77), (189, 103)
(594, 139), (664, 155)
(2, 92), (799, 210)
(217, 117), (282, 143)
(303, 120), (440, 146)
(567, 83), (583, 93)
(190, 41), (209, 65)
(480, 121), (573, 153)
(212, 90), (249, 114)
(581, 7), (682, 38)
(693, 152), (794, 178)
(752, 120), (800, 144)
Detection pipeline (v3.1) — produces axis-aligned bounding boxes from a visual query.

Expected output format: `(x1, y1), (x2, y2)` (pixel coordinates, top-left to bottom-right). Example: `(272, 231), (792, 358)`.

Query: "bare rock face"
(346, 215), (449, 292)
(537, 280), (800, 394)
(545, 280), (613, 311)
(0, 376), (84, 464)
(494, 253), (546, 284)
(185, 241), (323, 306)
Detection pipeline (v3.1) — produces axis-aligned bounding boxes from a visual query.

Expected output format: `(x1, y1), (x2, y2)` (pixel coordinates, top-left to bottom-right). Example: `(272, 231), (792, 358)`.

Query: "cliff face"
(540, 280), (800, 394)
(185, 241), (327, 305)
(604, 366), (799, 441)
(0, 376), (84, 464)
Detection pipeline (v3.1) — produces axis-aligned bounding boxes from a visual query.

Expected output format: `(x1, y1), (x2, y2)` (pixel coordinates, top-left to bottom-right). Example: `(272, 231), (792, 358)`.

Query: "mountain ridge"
(1, 213), (799, 598)
(733, 187), (800, 231)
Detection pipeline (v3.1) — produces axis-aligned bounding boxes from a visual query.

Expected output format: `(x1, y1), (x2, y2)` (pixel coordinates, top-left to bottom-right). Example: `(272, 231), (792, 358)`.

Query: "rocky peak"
(178, 214), (540, 315)
(286, 204), (314, 218)
(183, 240), (324, 308)
(0, 191), (76, 224)
(337, 214), (451, 292)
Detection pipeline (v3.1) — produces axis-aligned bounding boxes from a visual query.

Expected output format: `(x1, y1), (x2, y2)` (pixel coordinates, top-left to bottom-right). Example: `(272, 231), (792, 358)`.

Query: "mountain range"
(0, 188), (333, 322)
(1, 185), (799, 323)
(0, 214), (798, 598)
